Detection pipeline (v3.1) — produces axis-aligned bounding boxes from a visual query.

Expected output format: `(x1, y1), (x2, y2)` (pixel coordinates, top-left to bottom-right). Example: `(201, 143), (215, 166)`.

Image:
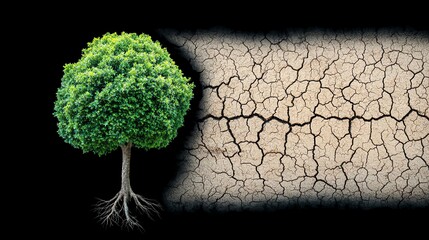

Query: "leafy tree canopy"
(54, 32), (194, 156)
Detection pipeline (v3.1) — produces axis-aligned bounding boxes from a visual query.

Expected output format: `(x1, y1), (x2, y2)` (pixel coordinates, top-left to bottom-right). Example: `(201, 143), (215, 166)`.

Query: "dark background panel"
(21, 4), (428, 239)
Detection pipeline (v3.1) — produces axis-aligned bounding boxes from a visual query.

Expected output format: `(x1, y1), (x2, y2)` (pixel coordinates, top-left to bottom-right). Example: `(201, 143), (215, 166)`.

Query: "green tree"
(54, 32), (194, 228)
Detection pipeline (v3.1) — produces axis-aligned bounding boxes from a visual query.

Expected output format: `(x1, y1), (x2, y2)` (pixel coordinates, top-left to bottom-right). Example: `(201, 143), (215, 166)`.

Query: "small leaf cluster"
(54, 32), (194, 155)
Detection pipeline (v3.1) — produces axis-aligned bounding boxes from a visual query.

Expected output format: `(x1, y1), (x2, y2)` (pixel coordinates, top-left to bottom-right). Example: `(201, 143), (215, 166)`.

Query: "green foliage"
(54, 32), (194, 156)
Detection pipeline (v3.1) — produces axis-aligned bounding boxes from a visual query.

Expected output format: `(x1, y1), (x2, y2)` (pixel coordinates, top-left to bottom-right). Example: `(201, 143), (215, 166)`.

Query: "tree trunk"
(120, 142), (132, 220)
(121, 142), (132, 194)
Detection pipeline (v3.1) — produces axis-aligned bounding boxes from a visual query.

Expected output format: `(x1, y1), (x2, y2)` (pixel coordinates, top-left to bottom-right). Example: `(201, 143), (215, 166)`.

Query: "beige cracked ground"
(161, 29), (429, 211)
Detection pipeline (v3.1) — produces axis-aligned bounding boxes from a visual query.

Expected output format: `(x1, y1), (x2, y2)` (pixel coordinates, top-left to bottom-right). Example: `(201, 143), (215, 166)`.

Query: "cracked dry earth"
(161, 30), (429, 210)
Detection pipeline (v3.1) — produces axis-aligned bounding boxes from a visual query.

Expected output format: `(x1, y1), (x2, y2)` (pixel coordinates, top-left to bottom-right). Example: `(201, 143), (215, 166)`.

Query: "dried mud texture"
(162, 29), (429, 211)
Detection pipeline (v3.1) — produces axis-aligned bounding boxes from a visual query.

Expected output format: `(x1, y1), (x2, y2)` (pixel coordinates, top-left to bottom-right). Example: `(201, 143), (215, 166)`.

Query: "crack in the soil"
(161, 29), (429, 211)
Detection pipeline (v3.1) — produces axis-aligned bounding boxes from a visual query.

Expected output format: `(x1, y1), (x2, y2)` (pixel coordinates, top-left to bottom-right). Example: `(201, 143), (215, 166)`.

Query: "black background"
(15, 3), (428, 239)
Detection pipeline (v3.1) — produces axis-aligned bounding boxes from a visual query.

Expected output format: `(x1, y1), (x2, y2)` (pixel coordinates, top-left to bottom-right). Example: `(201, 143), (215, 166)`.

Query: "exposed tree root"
(95, 190), (162, 230)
